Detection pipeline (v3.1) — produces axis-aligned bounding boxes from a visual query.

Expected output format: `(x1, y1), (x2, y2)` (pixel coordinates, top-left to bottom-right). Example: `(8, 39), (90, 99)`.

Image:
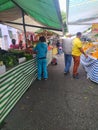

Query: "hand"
(84, 53), (88, 58)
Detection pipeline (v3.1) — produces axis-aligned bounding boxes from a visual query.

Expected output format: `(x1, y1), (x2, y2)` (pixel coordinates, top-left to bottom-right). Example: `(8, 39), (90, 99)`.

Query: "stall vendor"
(10, 39), (19, 49)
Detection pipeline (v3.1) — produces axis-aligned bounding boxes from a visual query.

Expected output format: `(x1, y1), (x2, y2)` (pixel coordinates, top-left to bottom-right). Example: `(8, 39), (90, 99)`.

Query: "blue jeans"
(64, 54), (72, 73)
(37, 59), (48, 79)
(58, 49), (62, 55)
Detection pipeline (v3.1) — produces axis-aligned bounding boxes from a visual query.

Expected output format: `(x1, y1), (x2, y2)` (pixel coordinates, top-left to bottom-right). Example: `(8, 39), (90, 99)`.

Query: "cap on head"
(65, 32), (71, 37)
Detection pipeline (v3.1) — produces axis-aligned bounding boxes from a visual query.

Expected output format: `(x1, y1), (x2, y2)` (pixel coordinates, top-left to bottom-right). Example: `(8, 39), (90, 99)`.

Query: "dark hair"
(39, 36), (46, 42)
(12, 39), (16, 45)
(76, 32), (82, 37)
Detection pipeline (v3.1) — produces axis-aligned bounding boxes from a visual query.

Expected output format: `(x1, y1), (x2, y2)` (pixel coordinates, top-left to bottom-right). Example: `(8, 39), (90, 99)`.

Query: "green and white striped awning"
(0, 50), (52, 124)
(0, 0), (63, 33)
(0, 59), (37, 123)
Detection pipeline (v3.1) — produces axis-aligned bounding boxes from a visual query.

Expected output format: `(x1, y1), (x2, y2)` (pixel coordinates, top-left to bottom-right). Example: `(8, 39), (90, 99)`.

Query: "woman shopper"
(33, 36), (48, 80)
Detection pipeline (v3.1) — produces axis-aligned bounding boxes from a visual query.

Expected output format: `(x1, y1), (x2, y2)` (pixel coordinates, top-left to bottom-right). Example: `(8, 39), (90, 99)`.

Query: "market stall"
(0, 0), (63, 124)
(66, 0), (98, 84)
(81, 55), (98, 83)
(81, 42), (98, 84)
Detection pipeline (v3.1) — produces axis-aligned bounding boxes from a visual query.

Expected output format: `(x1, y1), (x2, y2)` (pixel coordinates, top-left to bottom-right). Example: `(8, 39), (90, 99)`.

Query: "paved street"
(1, 54), (98, 130)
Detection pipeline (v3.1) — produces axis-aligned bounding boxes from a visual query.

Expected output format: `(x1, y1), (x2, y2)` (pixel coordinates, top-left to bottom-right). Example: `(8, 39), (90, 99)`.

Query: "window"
(8, 30), (13, 39)
(0, 28), (2, 38)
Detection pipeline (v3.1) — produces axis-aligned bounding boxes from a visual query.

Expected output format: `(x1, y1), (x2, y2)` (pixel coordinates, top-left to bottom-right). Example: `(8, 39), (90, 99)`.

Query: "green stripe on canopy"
(0, 0), (15, 11)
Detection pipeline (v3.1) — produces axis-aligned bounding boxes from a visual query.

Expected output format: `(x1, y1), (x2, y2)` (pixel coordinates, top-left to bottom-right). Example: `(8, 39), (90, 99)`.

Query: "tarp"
(0, 0), (63, 34)
(66, 0), (98, 34)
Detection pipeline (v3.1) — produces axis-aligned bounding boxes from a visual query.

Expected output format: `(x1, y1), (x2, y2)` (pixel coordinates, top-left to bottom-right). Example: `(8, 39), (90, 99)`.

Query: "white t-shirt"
(62, 37), (73, 54)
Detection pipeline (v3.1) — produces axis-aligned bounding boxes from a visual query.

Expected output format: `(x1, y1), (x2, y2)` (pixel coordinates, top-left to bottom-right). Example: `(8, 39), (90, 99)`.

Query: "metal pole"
(22, 10), (27, 48)
(0, 21), (62, 31)
(11, 0), (28, 48)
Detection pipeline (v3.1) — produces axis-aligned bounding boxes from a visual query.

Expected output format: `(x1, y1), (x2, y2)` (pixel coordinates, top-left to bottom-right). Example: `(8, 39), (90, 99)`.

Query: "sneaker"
(64, 72), (67, 75)
(76, 73), (79, 76)
(73, 75), (79, 79)
(64, 71), (69, 75)
(44, 78), (48, 81)
(37, 78), (41, 81)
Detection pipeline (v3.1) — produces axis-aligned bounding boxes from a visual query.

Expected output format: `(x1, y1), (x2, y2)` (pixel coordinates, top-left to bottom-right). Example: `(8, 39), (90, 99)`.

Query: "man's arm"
(79, 48), (88, 58)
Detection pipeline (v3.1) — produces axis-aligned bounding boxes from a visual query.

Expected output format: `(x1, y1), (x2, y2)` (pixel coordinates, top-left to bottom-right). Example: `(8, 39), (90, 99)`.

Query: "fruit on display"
(86, 44), (98, 59)
(82, 42), (93, 51)
(91, 51), (98, 58)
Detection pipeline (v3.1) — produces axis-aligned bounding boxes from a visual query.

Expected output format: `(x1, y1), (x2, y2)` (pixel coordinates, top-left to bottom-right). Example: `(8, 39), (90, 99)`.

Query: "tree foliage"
(61, 11), (67, 34)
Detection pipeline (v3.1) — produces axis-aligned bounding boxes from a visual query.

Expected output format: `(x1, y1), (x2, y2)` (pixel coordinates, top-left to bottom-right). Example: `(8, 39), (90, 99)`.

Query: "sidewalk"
(1, 54), (98, 130)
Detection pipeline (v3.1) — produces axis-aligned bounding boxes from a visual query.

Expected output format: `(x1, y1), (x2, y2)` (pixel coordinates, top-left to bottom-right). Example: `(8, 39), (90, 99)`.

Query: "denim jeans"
(37, 59), (48, 79)
(64, 54), (72, 73)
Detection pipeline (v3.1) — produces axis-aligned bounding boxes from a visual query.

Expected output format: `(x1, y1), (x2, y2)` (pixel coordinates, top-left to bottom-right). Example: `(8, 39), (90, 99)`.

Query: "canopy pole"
(0, 21), (62, 31)
(11, 0), (27, 48)
(22, 10), (27, 48)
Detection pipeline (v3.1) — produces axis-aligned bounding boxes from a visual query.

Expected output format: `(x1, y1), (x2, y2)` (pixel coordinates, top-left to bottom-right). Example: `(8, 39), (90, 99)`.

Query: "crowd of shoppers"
(34, 32), (88, 81)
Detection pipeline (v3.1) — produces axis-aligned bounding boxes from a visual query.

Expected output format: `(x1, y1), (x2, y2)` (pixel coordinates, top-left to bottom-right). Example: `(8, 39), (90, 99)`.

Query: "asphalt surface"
(1, 54), (98, 130)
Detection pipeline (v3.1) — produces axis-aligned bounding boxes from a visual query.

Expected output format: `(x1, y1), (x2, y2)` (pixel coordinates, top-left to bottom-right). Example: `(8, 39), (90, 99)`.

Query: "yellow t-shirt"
(72, 37), (82, 56)
(52, 47), (58, 55)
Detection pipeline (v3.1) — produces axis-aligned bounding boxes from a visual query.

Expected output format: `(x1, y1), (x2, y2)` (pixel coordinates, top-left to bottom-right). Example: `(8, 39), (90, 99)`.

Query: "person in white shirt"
(62, 33), (73, 74)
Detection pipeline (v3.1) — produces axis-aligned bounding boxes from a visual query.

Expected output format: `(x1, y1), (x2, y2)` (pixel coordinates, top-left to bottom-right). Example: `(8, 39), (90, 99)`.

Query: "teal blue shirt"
(34, 42), (48, 59)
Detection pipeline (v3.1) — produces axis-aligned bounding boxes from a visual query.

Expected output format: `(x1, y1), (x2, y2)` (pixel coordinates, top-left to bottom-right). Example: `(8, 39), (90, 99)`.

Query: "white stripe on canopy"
(66, 0), (98, 34)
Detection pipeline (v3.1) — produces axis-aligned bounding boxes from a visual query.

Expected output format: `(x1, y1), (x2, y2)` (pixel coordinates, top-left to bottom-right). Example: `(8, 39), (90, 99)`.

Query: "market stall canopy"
(66, 0), (98, 34)
(0, 0), (63, 34)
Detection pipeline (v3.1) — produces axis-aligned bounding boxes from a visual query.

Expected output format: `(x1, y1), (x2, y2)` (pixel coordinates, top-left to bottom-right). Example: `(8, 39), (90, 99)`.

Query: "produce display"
(0, 49), (33, 69)
(88, 46), (98, 59)
(82, 42), (93, 51)
(82, 42), (98, 59)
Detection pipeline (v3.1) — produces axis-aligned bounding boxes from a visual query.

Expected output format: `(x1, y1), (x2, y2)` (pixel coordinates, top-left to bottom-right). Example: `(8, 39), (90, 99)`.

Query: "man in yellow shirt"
(72, 32), (88, 79)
